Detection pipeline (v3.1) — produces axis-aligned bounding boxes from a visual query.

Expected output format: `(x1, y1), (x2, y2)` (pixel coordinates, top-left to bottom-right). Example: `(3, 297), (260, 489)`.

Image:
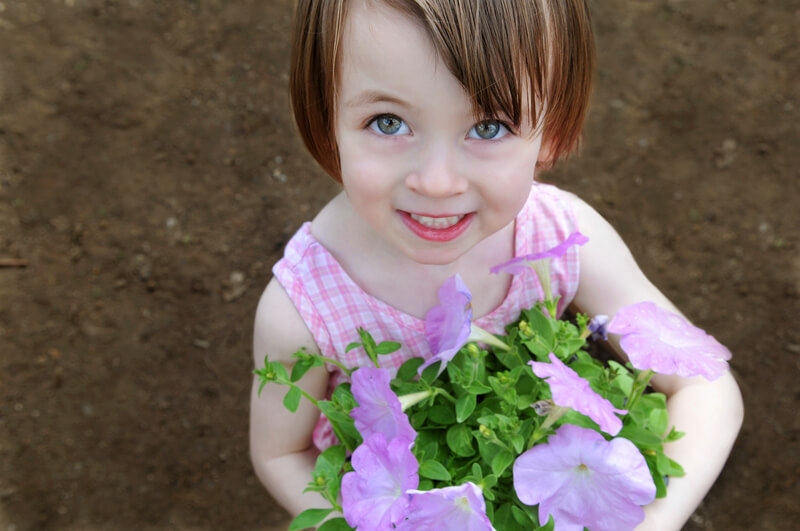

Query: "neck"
(312, 192), (515, 319)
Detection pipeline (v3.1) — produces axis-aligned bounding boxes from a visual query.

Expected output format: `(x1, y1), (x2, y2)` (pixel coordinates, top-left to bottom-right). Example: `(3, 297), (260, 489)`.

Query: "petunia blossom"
(513, 424), (656, 531)
(529, 353), (627, 436)
(607, 301), (731, 380)
(588, 314), (609, 341)
(350, 367), (417, 442)
(490, 232), (588, 311)
(490, 231), (589, 275)
(419, 274), (473, 376)
(395, 482), (495, 531)
(341, 433), (419, 530)
(420, 275), (508, 376)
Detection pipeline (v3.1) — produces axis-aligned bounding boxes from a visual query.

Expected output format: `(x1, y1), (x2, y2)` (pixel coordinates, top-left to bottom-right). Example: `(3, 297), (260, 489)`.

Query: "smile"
(409, 213), (464, 229)
(399, 211), (473, 242)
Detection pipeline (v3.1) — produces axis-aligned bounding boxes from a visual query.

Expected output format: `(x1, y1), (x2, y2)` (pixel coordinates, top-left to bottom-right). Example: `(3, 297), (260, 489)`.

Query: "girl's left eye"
(468, 120), (510, 140)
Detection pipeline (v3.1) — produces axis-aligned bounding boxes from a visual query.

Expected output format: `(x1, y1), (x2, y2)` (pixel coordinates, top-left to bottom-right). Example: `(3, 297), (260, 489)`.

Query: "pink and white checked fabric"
(272, 182), (580, 450)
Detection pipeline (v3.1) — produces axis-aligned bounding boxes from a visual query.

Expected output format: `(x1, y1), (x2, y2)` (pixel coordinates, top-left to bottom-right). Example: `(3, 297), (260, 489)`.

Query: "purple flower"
(350, 367), (417, 443)
(341, 433), (419, 530)
(588, 314), (609, 341)
(607, 301), (731, 380)
(529, 353), (627, 436)
(395, 482), (495, 531)
(419, 274), (473, 375)
(513, 424), (656, 531)
(490, 232), (588, 275)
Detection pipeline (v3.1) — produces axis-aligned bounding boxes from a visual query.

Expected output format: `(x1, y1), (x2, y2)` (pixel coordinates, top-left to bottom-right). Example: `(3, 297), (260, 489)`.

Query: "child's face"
(335, 0), (547, 266)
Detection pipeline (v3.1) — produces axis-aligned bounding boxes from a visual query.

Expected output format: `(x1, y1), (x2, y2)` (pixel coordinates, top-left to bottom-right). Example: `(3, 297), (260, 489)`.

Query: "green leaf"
(656, 452), (685, 477)
(318, 401), (360, 450)
(357, 327), (377, 353)
(648, 406), (669, 436)
(270, 360), (290, 381)
(419, 460), (451, 481)
(314, 445), (346, 481)
(410, 409), (428, 429)
(283, 386), (302, 412)
(618, 425), (663, 451)
(446, 424), (475, 457)
(493, 503), (526, 531)
(331, 384), (357, 412)
(289, 508), (334, 530)
(490, 449), (514, 476)
(554, 338), (586, 359)
(646, 455), (668, 498)
(664, 426), (686, 443)
(428, 405), (456, 425)
(396, 357), (424, 382)
(568, 360), (604, 380)
(290, 359), (314, 382)
(511, 504), (534, 526)
(525, 307), (555, 346)
(467, 381), (493, 394)
(317, 517), (354, 531)
(511, 433), (525, 454)
(375, 341), (401, 355)
(455, 393), (477, 423)
(421, 361), (442, 384)
(345, 342), (361, 353)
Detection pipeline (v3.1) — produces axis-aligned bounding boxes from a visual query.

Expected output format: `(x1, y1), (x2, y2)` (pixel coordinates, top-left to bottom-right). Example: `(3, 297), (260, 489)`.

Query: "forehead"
(337, 1), (466, 108)
(339, 1), (436, 84)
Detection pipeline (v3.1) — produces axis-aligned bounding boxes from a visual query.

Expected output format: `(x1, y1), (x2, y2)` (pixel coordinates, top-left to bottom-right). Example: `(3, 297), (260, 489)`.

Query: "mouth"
(408, 213), (465, 229)
(398, 211), (473, 242)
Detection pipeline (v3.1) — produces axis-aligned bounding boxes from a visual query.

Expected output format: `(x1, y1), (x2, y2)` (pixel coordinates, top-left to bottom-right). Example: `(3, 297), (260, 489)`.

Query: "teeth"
(409, 213), (464, 229)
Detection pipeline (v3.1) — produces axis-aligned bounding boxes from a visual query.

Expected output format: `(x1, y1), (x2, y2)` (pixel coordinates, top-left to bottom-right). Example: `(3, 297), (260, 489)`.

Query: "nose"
(405, 144), (468, 198)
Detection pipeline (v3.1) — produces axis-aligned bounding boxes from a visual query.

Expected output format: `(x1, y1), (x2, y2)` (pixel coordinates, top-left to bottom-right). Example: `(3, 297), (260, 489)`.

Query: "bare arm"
(569, 195), (744, 531)
(249, 278), (331, 516)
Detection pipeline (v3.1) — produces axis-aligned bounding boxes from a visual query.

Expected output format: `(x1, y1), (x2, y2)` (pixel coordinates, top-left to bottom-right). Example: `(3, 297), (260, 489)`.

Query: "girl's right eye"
(368, 114), (410, 136)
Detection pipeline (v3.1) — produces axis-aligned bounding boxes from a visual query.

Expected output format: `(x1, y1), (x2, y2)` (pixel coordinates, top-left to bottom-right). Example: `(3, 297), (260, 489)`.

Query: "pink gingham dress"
(272, 182), (580, 450)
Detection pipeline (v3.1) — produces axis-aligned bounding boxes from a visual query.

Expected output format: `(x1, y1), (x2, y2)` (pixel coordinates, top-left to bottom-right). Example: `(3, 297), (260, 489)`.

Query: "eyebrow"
(343, 90), (413, 110)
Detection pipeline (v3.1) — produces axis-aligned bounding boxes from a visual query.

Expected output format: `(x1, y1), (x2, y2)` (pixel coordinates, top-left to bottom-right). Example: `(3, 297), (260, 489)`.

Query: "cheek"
(340, 149), (395, 202)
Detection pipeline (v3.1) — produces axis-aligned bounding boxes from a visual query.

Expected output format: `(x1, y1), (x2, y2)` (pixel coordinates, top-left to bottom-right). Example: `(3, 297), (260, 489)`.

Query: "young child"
(250, 1), (743, 529)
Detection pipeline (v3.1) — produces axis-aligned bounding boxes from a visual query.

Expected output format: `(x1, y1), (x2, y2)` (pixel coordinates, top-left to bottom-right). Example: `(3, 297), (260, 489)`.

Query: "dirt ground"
(0, 0), (797, 529)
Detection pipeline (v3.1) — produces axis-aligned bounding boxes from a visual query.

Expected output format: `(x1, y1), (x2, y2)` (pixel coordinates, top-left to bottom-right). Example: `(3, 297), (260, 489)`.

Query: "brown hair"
(290, 0), (595, 182)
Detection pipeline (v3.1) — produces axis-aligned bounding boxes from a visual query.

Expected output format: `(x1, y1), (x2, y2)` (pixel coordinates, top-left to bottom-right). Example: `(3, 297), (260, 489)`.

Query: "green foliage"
(258, 309), (682, 527)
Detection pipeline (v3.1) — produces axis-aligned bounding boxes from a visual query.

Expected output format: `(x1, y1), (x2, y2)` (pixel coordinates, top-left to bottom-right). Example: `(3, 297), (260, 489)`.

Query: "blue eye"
(369, 114), (410, 136)
(468, 120), (509, 140)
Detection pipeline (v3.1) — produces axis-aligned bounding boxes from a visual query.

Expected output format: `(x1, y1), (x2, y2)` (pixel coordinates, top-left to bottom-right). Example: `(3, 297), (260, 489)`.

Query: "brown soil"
(0, 1), (797, 530)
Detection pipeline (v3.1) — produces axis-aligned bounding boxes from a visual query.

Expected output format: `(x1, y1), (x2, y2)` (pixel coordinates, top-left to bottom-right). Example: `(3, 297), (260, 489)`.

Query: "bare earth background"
(0, 0), (798, 529)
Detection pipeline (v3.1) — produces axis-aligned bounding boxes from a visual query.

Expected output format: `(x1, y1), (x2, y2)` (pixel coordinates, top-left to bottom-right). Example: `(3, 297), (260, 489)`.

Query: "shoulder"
(253, 277), (320, 368)
(565, 193), (672, 316)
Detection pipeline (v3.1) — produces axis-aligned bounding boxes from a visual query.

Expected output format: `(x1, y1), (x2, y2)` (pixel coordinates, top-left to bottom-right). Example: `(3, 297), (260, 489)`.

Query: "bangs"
(290, 0), (594, 181)
(401, 0), (550, 131)
(381, 0), (594, 158)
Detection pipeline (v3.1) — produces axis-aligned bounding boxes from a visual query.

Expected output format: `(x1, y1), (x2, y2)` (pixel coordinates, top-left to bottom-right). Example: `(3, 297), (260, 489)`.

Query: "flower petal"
(490, 232), (588, 275)
(529, 354), (627, 435)
(513, 424), (655, 531)
(350, 367), (417, 442)
(420, 274), (473, 375)
(608, 302), (731, 380)
(341, 433), (419, 530)
(396, 483), (495, 531)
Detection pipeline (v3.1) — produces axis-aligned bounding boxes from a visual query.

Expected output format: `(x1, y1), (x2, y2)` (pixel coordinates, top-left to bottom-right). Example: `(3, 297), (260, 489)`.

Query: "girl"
(250, 1), (743, 529)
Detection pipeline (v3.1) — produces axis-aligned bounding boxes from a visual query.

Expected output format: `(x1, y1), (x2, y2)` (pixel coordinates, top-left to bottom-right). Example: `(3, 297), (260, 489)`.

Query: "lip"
(398, 211), (474, 242)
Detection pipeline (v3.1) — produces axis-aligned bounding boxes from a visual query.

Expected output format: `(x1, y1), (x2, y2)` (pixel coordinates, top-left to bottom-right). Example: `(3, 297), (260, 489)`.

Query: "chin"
(402, 243), (471, 267)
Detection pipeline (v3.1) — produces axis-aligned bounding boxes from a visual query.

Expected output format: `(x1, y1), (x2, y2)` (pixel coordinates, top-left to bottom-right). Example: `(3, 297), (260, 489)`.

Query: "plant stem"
(316, 356), (353, 377)
(627, 369), (654, 412)
(527, 405), (569, 449)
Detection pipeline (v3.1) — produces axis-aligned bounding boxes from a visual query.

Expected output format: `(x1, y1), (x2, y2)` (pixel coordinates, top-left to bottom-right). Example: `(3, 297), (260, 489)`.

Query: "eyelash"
(365, 114), (515, 140)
